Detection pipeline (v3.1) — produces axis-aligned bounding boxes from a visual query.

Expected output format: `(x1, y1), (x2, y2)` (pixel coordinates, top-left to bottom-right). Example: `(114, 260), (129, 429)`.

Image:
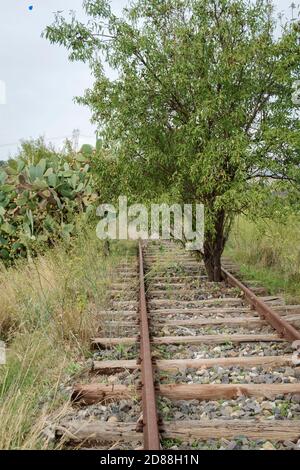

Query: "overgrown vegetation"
(226, 216), (300, 302)
(0, 228), (135, 449)
(0, 139), (97, 263)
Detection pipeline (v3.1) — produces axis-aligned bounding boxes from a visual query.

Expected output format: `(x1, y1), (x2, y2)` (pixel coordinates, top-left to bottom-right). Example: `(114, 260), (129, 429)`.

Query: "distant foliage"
(0, 139), (98, 263)
(80, 144), (94, 156)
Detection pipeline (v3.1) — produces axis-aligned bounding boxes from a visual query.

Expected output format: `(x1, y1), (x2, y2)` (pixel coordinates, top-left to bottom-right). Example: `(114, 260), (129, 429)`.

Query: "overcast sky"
(0, 0), (294, 160)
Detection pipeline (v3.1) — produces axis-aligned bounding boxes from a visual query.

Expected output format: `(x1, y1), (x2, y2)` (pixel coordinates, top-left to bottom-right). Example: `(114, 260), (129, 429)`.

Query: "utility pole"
(290, 2), (296, 21)
(72, 129), (80, 152)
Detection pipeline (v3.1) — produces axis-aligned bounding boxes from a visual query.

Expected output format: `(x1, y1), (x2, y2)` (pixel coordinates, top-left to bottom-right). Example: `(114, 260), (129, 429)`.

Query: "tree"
(45, 0), (300, 281)
(80, 143), (94, 155)
(17, 137), (58, 165)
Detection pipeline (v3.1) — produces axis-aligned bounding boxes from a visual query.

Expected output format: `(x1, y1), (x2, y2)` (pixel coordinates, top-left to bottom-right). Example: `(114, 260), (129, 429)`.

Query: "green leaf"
(75, 154), (88, 162)
(17, 196), (29, 207)
(43, 215), (56, 232)
(52, 192), (63, 210)
(0, 235), (8, 245)
(0, 248), (10, 260)
(23, 223), (32, 237)
(44, 168), (54, 177)
(62, 170), (74, 178)
(37, 159), (47, 176)
(58, 184), (74, 198)
(48, 173), (57, 187)
(76, 182), (84, 193)
(33, 179), (48, 190)
(29, 165), (37, 181)
(0, 171), (7, 185)
(71, 173), (79, 189)
(62, 223), (74, 234)
(25, 209), (34, 233)
(0, 184), (15, 193)
(17, 160), (26, 173)
(1, 222), (15, 235)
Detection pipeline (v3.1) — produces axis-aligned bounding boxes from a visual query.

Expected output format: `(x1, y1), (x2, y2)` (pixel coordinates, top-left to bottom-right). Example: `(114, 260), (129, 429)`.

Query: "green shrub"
(0, 140), (98, 263)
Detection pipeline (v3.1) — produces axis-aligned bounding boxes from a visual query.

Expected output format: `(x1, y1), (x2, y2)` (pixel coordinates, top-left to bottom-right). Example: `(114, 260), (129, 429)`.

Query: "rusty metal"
(222, 268), (300, 342)
(138, 241), (161, 450)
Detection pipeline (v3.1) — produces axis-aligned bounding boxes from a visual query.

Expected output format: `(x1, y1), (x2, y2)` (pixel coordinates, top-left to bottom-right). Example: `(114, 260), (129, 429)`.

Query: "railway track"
(56, 241), (300, 451)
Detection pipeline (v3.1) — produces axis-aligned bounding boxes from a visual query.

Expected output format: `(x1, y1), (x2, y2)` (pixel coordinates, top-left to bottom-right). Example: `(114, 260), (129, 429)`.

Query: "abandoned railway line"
(56, 241), (300, 451)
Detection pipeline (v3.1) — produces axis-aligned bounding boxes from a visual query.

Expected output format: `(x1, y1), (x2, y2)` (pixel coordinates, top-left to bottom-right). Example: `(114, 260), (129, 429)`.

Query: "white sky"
(0, 0), (294, 160)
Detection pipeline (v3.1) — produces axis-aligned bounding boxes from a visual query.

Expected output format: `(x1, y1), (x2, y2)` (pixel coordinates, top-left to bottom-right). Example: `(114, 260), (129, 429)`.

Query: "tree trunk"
(203, 209), (227, 282)
(203, 245), (223, 282)
(103, 240), (111, 257)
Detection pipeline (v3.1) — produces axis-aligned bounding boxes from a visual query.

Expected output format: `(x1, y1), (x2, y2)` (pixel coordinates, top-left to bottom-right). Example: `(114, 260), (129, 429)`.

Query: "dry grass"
(226, 215), (300, 303)
(0, 228), (136, 449)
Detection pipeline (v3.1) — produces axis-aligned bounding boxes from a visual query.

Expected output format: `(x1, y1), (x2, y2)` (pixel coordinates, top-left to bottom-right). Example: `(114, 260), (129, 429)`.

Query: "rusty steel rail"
(222, 268), (300, 342)
(138, 241), (161, 450)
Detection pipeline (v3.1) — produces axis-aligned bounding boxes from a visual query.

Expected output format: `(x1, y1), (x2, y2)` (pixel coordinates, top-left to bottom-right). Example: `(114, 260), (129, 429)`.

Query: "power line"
(0, 137), (71, 148)
(72, 129), (80, 152)
(0, 141), (20, 148)
(0, 134), (96, 149)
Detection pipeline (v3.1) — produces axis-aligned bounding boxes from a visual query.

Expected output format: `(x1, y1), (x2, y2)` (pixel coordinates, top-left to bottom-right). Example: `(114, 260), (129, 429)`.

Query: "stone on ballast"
(261, 442), (276, 450)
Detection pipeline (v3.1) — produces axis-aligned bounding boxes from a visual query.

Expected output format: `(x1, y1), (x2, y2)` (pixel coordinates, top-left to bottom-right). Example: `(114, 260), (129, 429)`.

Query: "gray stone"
(227, 441), (237, 450)
(107, 416), (118, 423)
(293, 394), (300, 404)
(283, 440), (295, 449)
(294, 368), (300, 379)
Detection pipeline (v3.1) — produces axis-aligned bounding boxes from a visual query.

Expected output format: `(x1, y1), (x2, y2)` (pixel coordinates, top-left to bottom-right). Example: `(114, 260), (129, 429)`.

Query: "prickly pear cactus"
(0, 149), (98, 262)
